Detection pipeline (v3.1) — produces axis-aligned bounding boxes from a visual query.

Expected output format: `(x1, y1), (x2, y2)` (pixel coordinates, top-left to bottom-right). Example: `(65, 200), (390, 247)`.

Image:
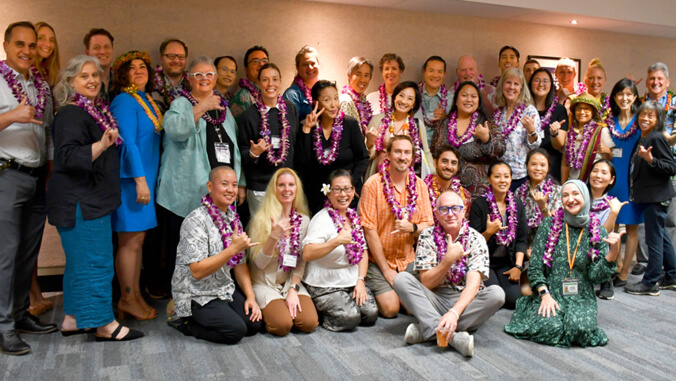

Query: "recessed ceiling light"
(570, 20), (579, 24)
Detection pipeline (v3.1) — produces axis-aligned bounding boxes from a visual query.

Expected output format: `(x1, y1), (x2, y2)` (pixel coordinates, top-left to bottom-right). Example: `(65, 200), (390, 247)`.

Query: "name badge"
(612, 148), (623, 158)
(282, 254), (297, 268)
(214, 143), (231, 164)
(271, 136), (281, 149)
(562, 278), (579, 296)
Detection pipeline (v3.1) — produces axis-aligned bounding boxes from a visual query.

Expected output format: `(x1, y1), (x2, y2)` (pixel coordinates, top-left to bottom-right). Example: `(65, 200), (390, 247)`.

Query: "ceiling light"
(570, 20), (579, 24)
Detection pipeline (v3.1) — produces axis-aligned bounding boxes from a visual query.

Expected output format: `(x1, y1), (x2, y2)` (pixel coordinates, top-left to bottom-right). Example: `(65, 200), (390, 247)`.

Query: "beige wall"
(2, 0), (676, 95)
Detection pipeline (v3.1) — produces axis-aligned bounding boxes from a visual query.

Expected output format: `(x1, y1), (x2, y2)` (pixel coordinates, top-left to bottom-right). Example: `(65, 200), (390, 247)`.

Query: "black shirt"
(205, 110), (235, 170)
(46, 105), (121, 227)
(538, 102), (569, 183)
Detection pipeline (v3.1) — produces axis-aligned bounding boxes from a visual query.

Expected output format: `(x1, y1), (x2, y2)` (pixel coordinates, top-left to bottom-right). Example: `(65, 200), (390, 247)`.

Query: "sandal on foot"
(60, 328), (93, 337)
(95, 325), (144, 342)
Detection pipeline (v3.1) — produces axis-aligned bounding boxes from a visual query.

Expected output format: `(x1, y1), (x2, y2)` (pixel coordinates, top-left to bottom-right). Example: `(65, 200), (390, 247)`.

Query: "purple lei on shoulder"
(418, 81), (448, 125)
(542, 210), (601, 267)
(564, 120), (598, 170)
(325, 200), (365, 265)
(181, 90), (228, 124)
(378, 83), (391, 113)
(72, 93), (123, 146)
(591, 196), (616, 213)
(258, 96), (292, 166)
(154, 66), (190, 105)
(294, 76), (313, 104)
(375, 111), (423, 163)
(539, 95), (559, 128)
(341, 85), (372, 135)
(239, 78), (261, 106)
(380, 159), (418, 221)
(432, 219), (469, 284)
(515, 178), (554, 229)
(446, 110), (479, 147)
(277, 209), (303, 271)
(0, 61), (49, 119)
(484, 189), (518, 246)
(201, 194), (245, 267)
(609, 115), (638, 140)
(314, 111), (344, 165)
(493, 103), (527, 138)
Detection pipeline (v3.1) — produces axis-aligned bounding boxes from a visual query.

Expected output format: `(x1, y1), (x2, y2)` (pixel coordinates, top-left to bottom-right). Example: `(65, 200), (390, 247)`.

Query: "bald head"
(437, 190), (463, 209)
(456, 55), (479, 83)
(209, 166), (236, 182)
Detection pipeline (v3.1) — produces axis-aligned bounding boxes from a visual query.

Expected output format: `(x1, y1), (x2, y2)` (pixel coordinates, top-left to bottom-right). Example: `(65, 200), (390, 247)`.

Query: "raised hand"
(13, 97), (42, 125)
(520, 115), (536, 134)
(549, 120), (565, 136)
(594, 142), (612, 155)
(443, 239), (470, 264)
(473, 122), (490, 143)
(603, 231), (625, 261)
(231, 224), (259, 252)
(606, 197), (628, 215)
(391, 219), (413, 235)
(638, 145), (653, 163)
(249, 138), (270, 157)
(531, 190), (549, 211)
(201, 94), (225, 111)
(365, 128), (378, 148)
(485, 214), (505, 235)
(270, 217), (291, 240)
(433, 106), (447, 121)
(303, 102), (324, 133)
(334, 225), (355, 246)
(100, 128), (119, 150)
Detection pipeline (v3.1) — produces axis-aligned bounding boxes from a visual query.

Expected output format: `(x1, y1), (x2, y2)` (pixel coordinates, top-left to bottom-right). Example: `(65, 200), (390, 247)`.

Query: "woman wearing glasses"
(157, 56), (243, 291)
(302, 169), (377, 331)
(469, 161), (528, 309)
(296, 80), (369, 214)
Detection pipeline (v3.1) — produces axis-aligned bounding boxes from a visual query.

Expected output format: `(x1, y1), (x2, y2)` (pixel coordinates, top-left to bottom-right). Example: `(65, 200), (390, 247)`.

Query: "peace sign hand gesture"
(303, 102), (325, 133)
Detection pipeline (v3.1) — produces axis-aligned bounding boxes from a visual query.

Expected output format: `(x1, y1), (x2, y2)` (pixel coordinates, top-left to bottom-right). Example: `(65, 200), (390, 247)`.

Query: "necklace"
(642, 90), (673, 112)
(72, 93), (123, 146)
(493, 103), (527, 138)
(181, 90), (228, 125)
(277, 209), (303, 271)
(258, 96), (292, 166)
(610, 114), (638, 140)
(538, 94), (559, 128)
(564, 120), (598, 170)
(341, 85), (372, 135)
(325, 201), (365, 265)
(515, 178), (553, 229)
(432, 219), (469, 284)
(239, 78), (261, 107)
(375, 110), (422, 163)
(122, 85), (163, 133)
(378, 83), (391, 113)
(154, 66), (190, 106)
(0, 61), (49, 119)
(201, 194), (245, 267)
(418, 81), (448, 125)
(424, 174), (463, 214)
(314, 111), (344, 165)
(446, 110), (479, 147)
(484, 189), (518, 246)
(542, 209), (601, 267)
(380, 158), (418, 221)
(294, 76), (313, 104)
(591, 195), (616, 213)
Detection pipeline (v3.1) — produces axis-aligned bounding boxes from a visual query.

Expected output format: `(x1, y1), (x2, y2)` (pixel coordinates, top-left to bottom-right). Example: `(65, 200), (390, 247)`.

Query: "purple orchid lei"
(609, 114), (638, 140)
(418, 81), (448, 124)
(380, 159), (418, 221)
(453, 74), (485, 91)
(341, 85), (372, 135)
(0, 61), (49, 119)
(71, 93), (123, 146)
(324, 200), (365, 265)
(294, 76), (313, 104)
(591, 195), (616, 213)
(378, 83), (391, 113)
(564, 120), (598, 170)
(314, 111), (345, 165)
(599, 93), (611, 121)
(374, 111), (422, 163)
(258, 96), (292, 166)
(432, 218), (469, 284)
(201, 194), (245, 267)
(239, 78), (262, 106)
(539, 94), (559, 128)
(493, 103), (527, 138)
(277, 208), (303, 271)
(446, 110), (479, 147)
(515, 178), (554, 229)
(154, 66), (190, 105)
(484, 188), (518, 246)
(425, 174), (462, 213)
(542, 209), (601, 267)
(181, 90), (228, 124)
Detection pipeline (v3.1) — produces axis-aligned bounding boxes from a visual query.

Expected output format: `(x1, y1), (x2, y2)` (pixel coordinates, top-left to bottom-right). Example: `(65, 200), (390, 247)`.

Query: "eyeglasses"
(532, 79), (551, 85)
(190, 72), (216, 80)
(437, 205), (464, 216)
(164, 54), (186, 61)
(331, 186), (355, 195)
(248, 58), (269, 66)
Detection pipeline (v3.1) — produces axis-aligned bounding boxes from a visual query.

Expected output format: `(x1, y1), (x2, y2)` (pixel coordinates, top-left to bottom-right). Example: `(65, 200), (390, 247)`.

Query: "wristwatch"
(411, 223), (418, 234)
(515, 264), (523, 271)
(538, 288), (550, 298)
(529, 131), (538, 137)
(291, 284), (300, 292)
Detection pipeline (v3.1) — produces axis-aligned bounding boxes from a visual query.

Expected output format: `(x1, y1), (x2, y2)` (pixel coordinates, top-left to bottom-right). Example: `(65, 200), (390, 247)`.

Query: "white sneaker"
(404, 323), (423, 345)
(450, 331), (474, 357)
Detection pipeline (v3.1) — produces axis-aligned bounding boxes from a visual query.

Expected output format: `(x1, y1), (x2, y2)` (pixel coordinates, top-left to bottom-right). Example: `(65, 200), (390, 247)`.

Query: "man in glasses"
(230, 45), (269, 120)
(153, 38), (190, 112)
(393, 190), (505, 357)
(426, 144), (471, 218)
(359, 136), (433, 318)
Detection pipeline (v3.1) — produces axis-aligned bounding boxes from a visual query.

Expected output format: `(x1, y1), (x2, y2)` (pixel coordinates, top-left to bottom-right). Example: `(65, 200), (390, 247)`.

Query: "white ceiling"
(302, 0), (676, 39)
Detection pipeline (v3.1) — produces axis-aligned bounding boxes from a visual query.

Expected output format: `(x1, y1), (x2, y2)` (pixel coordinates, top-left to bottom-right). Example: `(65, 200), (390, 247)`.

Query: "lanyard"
(565, 223), (584, 277)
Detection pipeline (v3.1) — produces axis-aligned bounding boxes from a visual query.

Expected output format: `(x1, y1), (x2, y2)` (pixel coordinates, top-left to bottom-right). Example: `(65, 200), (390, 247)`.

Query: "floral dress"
(504, 216), (616, 347)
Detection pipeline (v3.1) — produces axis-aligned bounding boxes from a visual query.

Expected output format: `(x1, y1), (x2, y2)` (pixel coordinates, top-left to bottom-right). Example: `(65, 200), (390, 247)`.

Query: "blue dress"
(111, 91), (162, 232)
(608, 115), (644, 225)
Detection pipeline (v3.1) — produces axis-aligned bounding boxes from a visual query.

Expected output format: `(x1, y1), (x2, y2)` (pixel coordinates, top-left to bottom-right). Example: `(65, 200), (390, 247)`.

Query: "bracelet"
(529, 131), (538, 137)
(515, 264), (523, 271)
(357, 276), (365, 283)
(249, 151), (260, 159)
(449, 308), (460, 320)
(269, 233), (281, 241)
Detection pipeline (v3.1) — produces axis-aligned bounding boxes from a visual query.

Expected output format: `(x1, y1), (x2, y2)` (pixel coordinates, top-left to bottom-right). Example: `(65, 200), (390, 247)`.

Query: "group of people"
(1, 20), (675, 359)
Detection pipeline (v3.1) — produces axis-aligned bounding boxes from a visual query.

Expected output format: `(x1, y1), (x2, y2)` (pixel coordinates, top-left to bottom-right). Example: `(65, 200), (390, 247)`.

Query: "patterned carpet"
(2, 273), (675, 381)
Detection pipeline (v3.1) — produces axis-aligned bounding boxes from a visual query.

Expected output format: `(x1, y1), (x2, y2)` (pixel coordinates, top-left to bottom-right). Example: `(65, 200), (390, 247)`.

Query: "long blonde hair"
(493, 67), (533, 107)
(33, 22), (61, 88)
(247, 168), (310, 260)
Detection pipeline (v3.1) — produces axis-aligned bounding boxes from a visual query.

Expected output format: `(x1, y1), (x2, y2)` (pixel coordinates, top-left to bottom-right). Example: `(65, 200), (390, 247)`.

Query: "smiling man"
(230, 45), (269, 120)
(153, 38), (190, 112)
(416, 56), (451, 147)
(359, 135), (433, 318)
(425, 144), (471, 214)
(0, 21), (57, 356)
(453, 54), (495, 114)
(83, 28), (114, 101)
(489, 46), (520, 88)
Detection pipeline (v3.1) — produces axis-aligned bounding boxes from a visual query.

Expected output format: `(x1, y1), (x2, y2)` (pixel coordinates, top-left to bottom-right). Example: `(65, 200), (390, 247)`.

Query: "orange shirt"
(359, 172), (433, 271)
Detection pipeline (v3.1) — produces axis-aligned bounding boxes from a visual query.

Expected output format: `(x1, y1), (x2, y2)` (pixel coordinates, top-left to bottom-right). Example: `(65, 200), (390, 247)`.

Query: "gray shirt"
(0, 66), (54, 167)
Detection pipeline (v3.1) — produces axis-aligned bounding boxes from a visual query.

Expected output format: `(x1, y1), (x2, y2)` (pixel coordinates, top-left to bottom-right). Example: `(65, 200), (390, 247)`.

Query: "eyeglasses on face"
(190, 72), (216, 80)
(164, 53), (186, 61)
(331, 186), (355, 195)
(437, 205), (464, 216)
(248, 58), (269, 66)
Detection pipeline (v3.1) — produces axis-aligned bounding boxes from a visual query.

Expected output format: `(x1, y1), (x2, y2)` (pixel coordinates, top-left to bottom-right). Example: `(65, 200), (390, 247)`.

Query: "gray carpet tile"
(2, 273), (676, 381)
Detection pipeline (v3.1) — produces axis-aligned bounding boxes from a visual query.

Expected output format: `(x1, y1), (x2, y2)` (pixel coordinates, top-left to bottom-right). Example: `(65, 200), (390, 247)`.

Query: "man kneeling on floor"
(393, 190), (504, 357)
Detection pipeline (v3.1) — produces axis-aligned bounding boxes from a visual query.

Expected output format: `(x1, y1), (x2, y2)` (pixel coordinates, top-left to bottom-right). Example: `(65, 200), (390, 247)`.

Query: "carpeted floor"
(2, 273), (676, 381)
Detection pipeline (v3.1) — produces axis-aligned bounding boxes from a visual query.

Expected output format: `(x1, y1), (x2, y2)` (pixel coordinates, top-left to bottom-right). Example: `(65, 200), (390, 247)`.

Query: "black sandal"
(60, 328), (93, 337)
(95, 325), (144, 342)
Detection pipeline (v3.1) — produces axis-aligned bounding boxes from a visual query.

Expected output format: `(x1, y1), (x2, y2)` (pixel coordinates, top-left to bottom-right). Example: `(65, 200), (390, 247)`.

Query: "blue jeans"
(642, 203), (676, 287)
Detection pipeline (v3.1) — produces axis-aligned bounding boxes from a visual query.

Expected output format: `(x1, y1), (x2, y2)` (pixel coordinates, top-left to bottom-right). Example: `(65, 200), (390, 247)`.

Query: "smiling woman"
(283, 46), (320, 122)
(33, 22), (60, 88)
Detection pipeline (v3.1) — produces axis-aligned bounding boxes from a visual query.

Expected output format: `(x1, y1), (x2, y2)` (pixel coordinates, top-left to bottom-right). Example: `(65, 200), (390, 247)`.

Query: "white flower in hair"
(321, 183), (331, 196)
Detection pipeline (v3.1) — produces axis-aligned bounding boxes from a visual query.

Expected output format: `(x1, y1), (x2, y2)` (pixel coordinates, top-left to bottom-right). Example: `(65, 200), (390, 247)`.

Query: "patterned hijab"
(561, 179), (590, 228)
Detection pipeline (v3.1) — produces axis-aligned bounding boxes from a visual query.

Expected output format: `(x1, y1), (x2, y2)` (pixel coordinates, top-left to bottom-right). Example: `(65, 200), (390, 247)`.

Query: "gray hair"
(493, 67), (533, 107)
(637, 100), (666, 133)
(346, 56), (373, 77)
(187, 55), (215, 73)
(53, 54), (103, 108)
(647, 62), (669, 79)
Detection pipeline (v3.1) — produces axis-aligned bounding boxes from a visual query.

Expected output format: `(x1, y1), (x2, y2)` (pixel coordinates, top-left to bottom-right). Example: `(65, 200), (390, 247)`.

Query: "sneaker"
(167, 316), (192, 336)
(631, 263), (647, 275)
(404, 323), (423, 345)
(624, 282), (660, 296)
(596, 281), (614, 300)
(450, 331), (474, 357)
(658, 276), (676, 290)
(613, 276), (627, 288)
